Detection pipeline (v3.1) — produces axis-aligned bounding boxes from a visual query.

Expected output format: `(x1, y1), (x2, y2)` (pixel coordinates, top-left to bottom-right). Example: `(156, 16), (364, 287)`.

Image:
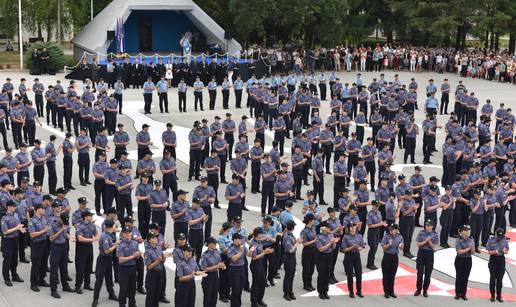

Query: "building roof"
(72, 0), (241, 55)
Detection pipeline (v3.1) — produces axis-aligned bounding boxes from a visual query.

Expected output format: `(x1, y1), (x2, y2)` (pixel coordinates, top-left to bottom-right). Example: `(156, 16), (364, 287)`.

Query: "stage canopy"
(71, 0), (242, 60)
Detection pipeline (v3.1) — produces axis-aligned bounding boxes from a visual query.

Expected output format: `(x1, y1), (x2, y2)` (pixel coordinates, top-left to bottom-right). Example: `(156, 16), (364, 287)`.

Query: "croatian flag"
(116, 16), (125, 53)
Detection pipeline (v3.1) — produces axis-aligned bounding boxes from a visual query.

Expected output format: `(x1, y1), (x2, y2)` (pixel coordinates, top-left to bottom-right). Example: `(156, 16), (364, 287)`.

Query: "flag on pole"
(116, 16), (125, 54)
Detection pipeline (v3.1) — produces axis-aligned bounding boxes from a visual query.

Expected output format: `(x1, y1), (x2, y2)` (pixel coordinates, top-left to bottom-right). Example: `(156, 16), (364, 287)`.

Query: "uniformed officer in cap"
(400, 189), (418, 258)
(92, 150), (107, 215)
(366, 200), (387, 270)
(315, 221), (339, 299)
(200, 236), (225, 307)
(282, 219), (302, 301)
(414, 219), (438, 297)
(144, 232), (171, 307)
(134, 172), (152, 239)
(485, 227), (509, 302)
(75, 209), (99, 293)
(340, 222), (364, 298)
(380, 223), (404, 298)
(28, 203), (49, 291)
(1, 200), (25, 286)
(116, 225), (141, 306)
(192, 176), (216, 240)
(92, 219), (118, 307)
(187, 197), (208, 261)
(227, 232), (247, 306)
(149, 178), (169, 237)
(176, 244), (207, 307)
(160, 149), (178, 201)
(454, 224), (473, 300)
(171, 189), (190, 241)
(48, 212), (74, 298)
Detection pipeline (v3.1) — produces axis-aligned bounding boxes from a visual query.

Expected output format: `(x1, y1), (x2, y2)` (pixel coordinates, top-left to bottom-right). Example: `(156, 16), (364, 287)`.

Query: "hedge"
(24, 42), (66, 73)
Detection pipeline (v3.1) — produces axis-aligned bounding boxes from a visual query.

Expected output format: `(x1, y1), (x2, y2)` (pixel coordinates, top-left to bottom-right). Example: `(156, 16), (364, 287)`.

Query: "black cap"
(51, 200), (61, 208)
(56, 187), (66, 194)
(106, 207), (117, 214)
(123, 216), (135, 223)
(177, 189), (188, 195)
(177, 233), (187, 240)
(429, 176), (440, 182)
(286, 220), (296, 229)
(142, 124), (150, 128)
(121, 226), (132, 233)
(495, 227), (505, 237)
(200, 176), (207, 181)
(232, 232), (243, 240)
(104, 220), (115, 228)
(6, 200), (16, 207)
(205, 237), (218, 245)
(233, 216), (243, 223)
(459, 225), (471, 232)
(424, 219), (435, 226)
(304, 213), (315, 223)
(78, 197), (88, 204)
(109, 158), (118, 164)
(262, 215), (273, 223)
(81, 210), (93, 218)
(149, 223), (160, 230)
(154, 179), (162, 185)
(306, 190), (314, 196)
(389, 223), (399, 230)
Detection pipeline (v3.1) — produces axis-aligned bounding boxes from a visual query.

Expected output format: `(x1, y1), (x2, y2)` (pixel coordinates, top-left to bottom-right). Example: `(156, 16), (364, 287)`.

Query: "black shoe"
(243, 286), (251, 292)
(219, 297), (229, 303)
(414, 290), (421, 296)
(455, 294), (460, 300)
(356, 292), (363, 298)
(404, 252), (414, 258)
(137, 287), (146, 294)
(490, 295), (496, 302)
(461, 295), (468, 301)
(85, 181), (92, 185)
(258, 300), (268, 306)
(31, 285), (40, 292)
(349, 292), (355, 298)
(283, 294), (292, 301)
(214, 205), (221, 209)
(268, 280), (275, 286)
(497, 297), (504, 303)
(19, 258), (30, 263)
(221, 180), (228, 184)
(108, 294), (118, 301)
(92, 300), (98, 307)
(75, 288), (83, 294)
(80, 182), (87, 186)
(319, 294), (325, 300)
(274, 273), (281, 279)
(159, 297), (170, 303)
(384, 293), (390, 298)
(12, 275), (24, 282)
(242, 206), (250, 211)
(423, 290), (428, 297)
(39, 280), (50, 287)
(84, 284), (93, 291)
(323, 293), (330, 299)
(4, 280), (12, 287)
(390, 293), (397, 298)
(63, 286), (75, 293)
(289, 293), (296, 300)
(51, 291), (61, 299)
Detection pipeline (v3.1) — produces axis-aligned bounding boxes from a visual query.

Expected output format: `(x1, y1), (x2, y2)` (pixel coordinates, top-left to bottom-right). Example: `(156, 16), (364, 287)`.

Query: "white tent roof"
(72, 0), (241, 55)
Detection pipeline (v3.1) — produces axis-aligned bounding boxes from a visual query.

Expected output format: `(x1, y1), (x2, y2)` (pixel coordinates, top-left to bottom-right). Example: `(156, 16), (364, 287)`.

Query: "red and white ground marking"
(432, 248), (512, 287)
(301, 262), (516, 301)
(504, 229), (516, 267)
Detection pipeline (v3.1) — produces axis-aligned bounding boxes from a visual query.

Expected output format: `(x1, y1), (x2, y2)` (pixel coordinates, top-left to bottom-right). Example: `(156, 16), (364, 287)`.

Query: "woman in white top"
(165, 59), (173, 86)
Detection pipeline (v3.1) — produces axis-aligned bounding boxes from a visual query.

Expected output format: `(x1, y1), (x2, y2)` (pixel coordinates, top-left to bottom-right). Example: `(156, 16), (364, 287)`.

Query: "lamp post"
(91, 0), (94, 21)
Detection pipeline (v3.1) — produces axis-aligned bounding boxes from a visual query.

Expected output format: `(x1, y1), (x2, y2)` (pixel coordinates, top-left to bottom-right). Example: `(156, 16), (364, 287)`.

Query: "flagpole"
(18, 0), (23, 70)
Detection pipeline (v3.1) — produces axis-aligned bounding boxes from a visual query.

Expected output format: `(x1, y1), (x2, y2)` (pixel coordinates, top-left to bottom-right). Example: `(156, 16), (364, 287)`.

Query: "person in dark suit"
(123, 58), (132, 88)
(156, 58), (166, 80)
(141, 59), (149, 86)
(132, 59), (142, 88)
(173, 58), (181, 87)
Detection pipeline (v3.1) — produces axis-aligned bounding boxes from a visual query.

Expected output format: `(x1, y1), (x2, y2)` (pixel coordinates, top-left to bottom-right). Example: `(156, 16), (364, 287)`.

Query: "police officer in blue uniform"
(414, 219), (438, 297)
(75, 209), (99, 293)
(282, 219), (301, 301)
(171, 189), (190, 241)
(340, 222), (365, 298)
(200, 236), (225, 307)
(144, 232), (170, 307)
(381, 223), (404, 298)
(315, 221), (339, 299)
(149, 179), (169, 237)
(48, 212), (74, 298)
(1, 200), (25, 286)
(485, 228), (509, 302)
(193, 177), (216, 240)
(227, 232), (247, 306)
(91, 219), (118, 307)
(28, 203), (49, 291)
(454, 224), (473, 300)
(116, 225), (141, 307)
(366, 200), (387, 270)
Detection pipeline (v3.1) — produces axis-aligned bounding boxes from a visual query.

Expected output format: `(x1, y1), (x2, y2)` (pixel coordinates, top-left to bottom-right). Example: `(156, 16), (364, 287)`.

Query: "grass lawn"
(0, 51), (20, 69)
